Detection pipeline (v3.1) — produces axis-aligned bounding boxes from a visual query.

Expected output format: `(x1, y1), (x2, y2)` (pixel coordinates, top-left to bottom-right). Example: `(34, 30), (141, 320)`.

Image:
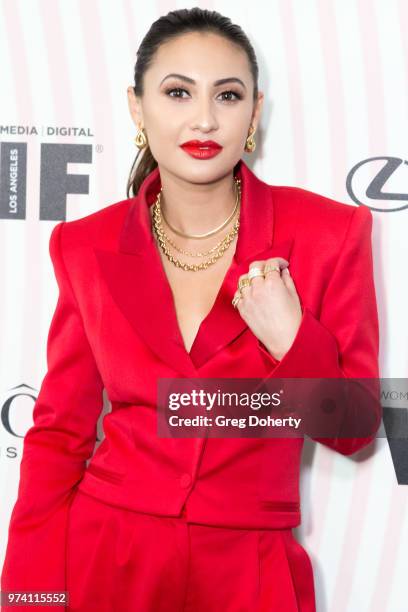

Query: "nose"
(191, 97), (218, 132)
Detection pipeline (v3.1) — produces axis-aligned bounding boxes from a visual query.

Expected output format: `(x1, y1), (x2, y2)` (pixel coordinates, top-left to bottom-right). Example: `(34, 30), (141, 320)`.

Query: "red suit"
(1, 159), (381, 611)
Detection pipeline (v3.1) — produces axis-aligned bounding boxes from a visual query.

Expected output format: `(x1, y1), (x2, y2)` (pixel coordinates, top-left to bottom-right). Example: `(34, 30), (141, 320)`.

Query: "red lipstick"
(180, 140), (223, 159)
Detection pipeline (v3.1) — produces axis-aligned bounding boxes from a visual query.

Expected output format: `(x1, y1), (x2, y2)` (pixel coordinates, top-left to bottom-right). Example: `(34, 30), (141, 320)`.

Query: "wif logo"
(0, 142), (92, 220)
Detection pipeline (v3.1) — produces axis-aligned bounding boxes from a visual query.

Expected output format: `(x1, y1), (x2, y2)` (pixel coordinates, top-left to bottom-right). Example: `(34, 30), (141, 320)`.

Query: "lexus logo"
(346, 156), (408, 212)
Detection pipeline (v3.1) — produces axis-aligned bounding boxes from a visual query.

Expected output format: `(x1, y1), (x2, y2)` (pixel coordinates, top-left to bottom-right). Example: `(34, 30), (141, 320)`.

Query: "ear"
(127, 86), (143, 127)
(251, 91), (264, 132)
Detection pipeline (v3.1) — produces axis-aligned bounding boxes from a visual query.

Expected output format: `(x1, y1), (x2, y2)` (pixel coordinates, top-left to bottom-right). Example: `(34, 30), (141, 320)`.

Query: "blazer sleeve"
(258, 204), (382, 456)
(0, 221), (104, 610)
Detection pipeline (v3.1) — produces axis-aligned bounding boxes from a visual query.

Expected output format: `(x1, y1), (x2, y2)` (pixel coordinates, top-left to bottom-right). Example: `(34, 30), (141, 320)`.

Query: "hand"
(232, 257), (302, 361)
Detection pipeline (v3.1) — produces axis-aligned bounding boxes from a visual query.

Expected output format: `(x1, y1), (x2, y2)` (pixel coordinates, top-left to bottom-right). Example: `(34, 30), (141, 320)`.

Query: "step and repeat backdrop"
(0, 1), (407, 611)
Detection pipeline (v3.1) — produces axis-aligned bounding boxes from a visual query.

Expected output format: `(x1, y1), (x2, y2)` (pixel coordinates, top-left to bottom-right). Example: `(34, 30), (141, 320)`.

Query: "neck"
(151, 168), (238, 236)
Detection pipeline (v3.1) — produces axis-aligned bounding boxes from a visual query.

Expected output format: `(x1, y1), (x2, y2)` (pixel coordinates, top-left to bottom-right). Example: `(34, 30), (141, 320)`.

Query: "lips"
(180, 140), (223, 159)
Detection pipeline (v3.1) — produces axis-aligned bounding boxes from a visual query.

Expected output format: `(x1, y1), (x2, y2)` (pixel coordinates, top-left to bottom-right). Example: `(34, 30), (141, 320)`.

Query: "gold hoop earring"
(244, 125), (256, 153)
(134, 127), (148, 149)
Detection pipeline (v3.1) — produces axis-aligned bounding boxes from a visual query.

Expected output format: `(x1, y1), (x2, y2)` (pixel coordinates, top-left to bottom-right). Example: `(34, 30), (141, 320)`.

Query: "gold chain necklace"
(152, 181), (241, 271)
(158, 198), (240, 257)
(158, 177), (241, 239)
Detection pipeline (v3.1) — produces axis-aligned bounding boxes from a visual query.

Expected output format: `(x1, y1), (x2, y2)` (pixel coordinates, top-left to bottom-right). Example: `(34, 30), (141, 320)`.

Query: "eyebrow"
(160, 73), (246, 89)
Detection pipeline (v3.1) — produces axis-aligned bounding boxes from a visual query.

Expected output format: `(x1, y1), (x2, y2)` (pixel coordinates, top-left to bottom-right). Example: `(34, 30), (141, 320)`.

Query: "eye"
(219, 90), (242, 102)
(165, 87), (189, 99)
(164, 87), (243, 103)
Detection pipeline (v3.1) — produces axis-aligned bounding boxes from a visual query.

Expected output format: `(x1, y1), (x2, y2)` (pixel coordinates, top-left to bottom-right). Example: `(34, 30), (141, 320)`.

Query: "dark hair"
(126, 6), (259, 198)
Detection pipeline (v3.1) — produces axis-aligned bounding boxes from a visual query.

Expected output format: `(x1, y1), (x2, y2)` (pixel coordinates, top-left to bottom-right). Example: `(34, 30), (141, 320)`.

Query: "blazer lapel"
(94, 160), (293, 375)
(188, 239), (293, 369)
(94, 247), (198, 377)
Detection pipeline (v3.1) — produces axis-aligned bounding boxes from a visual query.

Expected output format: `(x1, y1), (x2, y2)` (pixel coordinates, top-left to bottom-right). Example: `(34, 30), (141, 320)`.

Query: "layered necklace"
(151, 177), (241, 272)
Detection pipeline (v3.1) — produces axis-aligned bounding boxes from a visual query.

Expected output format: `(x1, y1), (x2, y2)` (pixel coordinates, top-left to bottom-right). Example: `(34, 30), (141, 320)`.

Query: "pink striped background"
(0, 2), (407, 610)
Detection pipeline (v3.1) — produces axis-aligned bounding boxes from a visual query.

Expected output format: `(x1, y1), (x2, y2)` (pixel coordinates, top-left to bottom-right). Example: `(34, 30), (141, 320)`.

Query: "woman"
(1, 7), (381, 612)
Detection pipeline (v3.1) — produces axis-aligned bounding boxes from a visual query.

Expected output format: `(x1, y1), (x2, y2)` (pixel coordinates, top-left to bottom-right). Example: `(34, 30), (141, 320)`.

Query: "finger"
(263, 264), (284, 280)
(237, 273), (251, 296)
(232, 290), (243, 309)
(263, 258), (289, 279)
(248, 257), (289, 269)
(281, 266), (297, 292)
(248, 274), (264, 287)
(262, 257), (289, 269)
(248, 259), (269, 269)
(246, 263), (266, 286)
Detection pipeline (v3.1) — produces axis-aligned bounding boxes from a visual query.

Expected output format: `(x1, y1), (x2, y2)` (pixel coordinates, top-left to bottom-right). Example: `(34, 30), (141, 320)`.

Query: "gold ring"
(232, 295), (241, 308)
(264, 264), (281, 275)
(238, 277), (251, 291)
(247, 267), (265, 280)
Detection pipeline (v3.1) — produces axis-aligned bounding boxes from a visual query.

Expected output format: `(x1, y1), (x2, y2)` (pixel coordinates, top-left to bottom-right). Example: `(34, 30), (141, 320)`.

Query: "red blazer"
(1, 159), (381, 599)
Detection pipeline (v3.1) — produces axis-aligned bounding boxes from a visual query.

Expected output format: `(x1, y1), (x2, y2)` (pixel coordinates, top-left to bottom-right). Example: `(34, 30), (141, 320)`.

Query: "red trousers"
(66, 489), (316, 611)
